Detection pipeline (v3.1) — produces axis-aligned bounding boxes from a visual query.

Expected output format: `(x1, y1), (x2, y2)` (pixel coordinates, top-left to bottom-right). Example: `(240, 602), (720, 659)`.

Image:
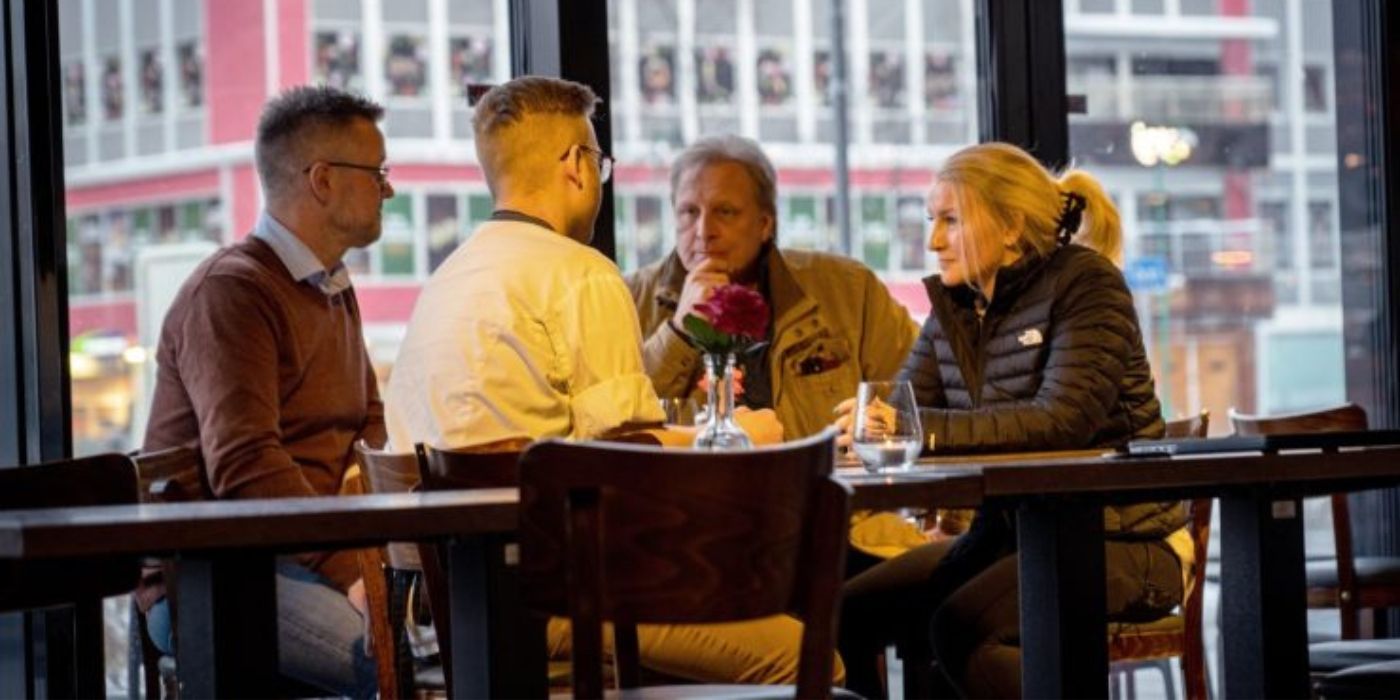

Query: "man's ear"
(305, 162), (333, 205)
(561, 144), (586, 190)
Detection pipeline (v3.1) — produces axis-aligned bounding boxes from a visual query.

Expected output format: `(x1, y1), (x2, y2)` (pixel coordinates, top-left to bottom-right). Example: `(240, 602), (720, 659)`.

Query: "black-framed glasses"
(559, 144), (614, 184)
(302, 161), (392, 185)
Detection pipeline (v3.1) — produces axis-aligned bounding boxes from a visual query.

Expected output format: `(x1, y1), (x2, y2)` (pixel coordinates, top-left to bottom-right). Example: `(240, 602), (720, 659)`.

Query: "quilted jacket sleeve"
(920, 257), (1139, 453)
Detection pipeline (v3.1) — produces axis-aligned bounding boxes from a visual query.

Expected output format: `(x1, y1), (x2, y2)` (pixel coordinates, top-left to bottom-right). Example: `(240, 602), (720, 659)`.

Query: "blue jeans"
(146, 561), (376, 699)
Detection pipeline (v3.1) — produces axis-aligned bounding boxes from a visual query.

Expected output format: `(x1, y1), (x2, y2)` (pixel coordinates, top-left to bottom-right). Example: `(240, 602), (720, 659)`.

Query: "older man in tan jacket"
(628, 135), (928, 574)
(627, 134), (919, 441)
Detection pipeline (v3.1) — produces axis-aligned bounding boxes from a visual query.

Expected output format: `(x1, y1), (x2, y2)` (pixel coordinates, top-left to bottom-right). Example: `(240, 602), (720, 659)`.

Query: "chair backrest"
(1228, 403), (1369, 636)
(1164, 411), (1212, 643)
(517, 429), (851, 698)
(354, 440), (423, 570)
(1164, 409), (1210, 440)
(414, 439), (528, 491)
(1228, 403), (1368, 437)
(131, 446), (202, 504)
(410, 440), (529, 695)
(0, 453), (141, 612)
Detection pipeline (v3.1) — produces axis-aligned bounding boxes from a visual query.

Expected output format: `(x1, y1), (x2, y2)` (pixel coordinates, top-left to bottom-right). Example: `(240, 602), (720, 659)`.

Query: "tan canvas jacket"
(626, 247), (920, 440)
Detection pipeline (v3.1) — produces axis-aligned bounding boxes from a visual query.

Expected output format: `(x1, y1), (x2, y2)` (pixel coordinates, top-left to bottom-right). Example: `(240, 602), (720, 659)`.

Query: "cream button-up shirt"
(384, 219), (664, 451)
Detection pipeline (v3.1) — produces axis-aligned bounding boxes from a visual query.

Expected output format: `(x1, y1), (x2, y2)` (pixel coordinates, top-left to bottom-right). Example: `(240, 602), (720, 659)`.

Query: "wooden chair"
(1228, 403), (1400, 640)
(413, 440), (526, 695)
(1108, 410), (1212, 700)
(128, 446), (202, 700)
(124, 445), (333, 699)
(516, 429), (852, 698)
(353, 439), (444, 700)
(0, 453), (142, 699)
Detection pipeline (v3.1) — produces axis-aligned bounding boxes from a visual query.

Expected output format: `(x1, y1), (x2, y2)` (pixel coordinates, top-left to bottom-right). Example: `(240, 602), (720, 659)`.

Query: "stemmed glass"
(851, 381), (924, 473)
(659, 397), (701, 426)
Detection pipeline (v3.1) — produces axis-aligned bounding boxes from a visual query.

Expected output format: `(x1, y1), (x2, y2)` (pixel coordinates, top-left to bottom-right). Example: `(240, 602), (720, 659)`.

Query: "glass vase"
(693, 352), (753, 450)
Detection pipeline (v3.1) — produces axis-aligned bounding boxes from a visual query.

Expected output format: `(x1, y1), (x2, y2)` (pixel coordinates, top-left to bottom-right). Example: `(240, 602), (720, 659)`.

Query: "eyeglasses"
(303, 161), (392, 185)
(560, 144), (614, 184)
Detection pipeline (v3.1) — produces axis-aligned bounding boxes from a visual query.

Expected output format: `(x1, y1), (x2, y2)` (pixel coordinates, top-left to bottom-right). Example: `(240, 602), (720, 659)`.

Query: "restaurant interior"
(4, 0), (1400, 698)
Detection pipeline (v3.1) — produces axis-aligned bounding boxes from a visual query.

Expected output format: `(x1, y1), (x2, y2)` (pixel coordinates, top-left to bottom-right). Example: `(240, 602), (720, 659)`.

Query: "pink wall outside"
(66, 170), (220, 212)
(207, 0), (268, 144)
(279, 0), (310, 89)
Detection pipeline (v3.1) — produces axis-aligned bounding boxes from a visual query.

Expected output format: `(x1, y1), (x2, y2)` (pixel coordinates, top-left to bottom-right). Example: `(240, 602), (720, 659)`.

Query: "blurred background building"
(58, 0), (1342, 455)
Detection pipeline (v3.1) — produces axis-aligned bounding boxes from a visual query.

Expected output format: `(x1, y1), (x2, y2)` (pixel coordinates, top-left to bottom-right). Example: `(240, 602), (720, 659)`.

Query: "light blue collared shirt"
(253, 212), (352, 297)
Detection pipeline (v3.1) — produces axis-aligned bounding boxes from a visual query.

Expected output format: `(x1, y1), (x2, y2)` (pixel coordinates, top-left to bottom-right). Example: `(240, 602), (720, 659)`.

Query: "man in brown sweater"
(141, 86), (390, 698)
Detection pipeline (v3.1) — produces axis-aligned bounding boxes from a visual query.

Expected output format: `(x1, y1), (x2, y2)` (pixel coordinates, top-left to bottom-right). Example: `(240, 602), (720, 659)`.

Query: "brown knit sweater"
(143, 236), (385, 590)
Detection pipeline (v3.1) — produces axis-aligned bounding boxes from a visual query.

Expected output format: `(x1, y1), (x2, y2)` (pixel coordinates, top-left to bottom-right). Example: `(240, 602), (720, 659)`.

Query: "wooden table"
(0, 490), (537, 699)
(837, 445), (1400, 699)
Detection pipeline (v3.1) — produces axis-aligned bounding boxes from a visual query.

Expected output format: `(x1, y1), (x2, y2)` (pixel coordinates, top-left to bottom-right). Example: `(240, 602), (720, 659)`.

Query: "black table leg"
(1220, 491), (1309, 699)
(446, 533), (548, 700)
(1018, 499), (1107, 699)
(176, 552), (278, 698)
(0, 613), (29, 698)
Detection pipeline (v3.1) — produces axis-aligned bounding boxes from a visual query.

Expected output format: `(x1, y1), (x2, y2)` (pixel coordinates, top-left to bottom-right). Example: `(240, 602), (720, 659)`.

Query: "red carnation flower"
(693, 284), (770, 341)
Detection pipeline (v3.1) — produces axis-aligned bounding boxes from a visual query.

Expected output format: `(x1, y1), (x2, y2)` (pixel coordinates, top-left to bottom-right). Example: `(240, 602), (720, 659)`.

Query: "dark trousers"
(838, 511), (1014, 698)
(933, 539), (1183, 698)
(838, 508), (1183, 699)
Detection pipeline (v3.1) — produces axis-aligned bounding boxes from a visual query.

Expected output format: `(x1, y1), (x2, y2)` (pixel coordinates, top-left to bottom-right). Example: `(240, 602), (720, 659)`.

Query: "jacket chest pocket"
(781, 335), (857, 399)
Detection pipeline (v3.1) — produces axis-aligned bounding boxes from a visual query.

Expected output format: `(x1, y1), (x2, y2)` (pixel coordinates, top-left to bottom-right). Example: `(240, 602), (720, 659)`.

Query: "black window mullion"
(1335, 0), (1400, 635)
(4, 0), (69, 466)
(975, 0), (1068, 169)
(0, 0), (80, 697)
(508, 0), (617, 262)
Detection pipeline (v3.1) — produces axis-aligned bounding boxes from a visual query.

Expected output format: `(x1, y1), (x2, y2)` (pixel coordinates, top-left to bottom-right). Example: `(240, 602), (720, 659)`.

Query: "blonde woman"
(835, 142), (1186, 698)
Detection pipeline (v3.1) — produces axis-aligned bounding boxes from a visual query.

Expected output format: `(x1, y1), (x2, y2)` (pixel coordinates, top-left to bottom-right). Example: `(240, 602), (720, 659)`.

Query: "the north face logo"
(1018, 328), (1044, 347)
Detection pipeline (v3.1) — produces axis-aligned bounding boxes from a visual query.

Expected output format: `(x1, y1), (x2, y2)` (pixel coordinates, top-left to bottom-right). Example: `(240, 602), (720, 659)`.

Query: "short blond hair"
(471, 76), (599, 137)
(938, 142), (1122, 266)
(471, 76), (600, 196)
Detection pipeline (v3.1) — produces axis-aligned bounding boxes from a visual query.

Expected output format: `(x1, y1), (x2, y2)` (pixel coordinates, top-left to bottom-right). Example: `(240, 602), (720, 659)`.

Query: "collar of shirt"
(253, 211), (352, 297)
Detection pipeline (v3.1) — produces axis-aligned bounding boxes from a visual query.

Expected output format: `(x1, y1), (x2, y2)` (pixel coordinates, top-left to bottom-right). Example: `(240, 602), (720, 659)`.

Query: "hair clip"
(1056, 192), (1087, 246)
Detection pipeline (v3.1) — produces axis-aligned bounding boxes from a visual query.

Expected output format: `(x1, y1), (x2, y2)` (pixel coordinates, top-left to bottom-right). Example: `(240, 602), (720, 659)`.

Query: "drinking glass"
(851, 380), (924, 473)
(659, 397), (700, 426)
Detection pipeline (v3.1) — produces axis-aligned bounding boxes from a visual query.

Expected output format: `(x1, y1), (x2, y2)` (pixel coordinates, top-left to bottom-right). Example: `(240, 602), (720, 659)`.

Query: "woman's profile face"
(927, 182), (1007, 290)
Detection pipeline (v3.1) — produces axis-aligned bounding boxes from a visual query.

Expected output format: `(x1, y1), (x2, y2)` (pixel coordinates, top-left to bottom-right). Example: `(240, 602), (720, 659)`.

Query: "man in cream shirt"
(383, 76), (833, 685)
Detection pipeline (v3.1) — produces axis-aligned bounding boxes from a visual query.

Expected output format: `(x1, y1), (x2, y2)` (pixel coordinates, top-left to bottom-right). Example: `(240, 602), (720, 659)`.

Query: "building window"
(177, 43), (203, 109)
(63, 61), (86, 126)
(139, 49), (163, 116)
(314, 29), (364, 91)
(385, 35), (428, 98)
(101, 56), (123, 121)
(1304, 64), (1328, 112)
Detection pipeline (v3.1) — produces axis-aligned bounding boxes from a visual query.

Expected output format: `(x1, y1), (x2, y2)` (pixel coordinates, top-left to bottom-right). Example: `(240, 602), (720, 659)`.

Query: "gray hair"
(255, 85), (384, 201)
(669, 135), (779, 224)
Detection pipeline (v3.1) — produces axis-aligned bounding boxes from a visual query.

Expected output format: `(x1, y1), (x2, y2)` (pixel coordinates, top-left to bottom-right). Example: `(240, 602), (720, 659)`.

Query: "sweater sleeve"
(920, 261), (1138, 453)
(176, 275), (319, 499)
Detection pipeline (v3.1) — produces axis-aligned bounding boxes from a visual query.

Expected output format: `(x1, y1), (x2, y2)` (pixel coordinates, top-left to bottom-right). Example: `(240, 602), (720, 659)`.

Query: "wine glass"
(659, 397), (700, 426)
(851, 381), (923, 473)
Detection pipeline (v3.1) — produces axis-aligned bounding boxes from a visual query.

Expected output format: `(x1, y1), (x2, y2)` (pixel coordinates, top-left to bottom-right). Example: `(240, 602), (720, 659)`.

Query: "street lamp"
(1128, 120), (1196, 418)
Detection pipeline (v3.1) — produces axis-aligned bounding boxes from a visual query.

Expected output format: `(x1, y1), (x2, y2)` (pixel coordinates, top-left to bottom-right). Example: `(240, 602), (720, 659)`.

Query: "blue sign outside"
(1125, 255), (1170, 293)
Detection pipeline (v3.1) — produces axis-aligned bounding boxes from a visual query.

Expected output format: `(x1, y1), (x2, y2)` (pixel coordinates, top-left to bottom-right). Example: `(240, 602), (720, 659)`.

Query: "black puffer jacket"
(898, 244), (1183, 539)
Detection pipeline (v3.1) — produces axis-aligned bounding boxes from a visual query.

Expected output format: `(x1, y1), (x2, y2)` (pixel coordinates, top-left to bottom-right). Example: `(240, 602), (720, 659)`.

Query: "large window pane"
(60, 2), (508, 691)
(609, 0), (980, 327)
(63, 0), (509, 460)
(1065, 0), (1347, 429)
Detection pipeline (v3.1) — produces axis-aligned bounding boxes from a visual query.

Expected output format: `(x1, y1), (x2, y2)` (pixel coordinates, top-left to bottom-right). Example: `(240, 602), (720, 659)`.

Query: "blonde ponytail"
(938, 143), (1124, 269)
(1059, 169), (1123, 267)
